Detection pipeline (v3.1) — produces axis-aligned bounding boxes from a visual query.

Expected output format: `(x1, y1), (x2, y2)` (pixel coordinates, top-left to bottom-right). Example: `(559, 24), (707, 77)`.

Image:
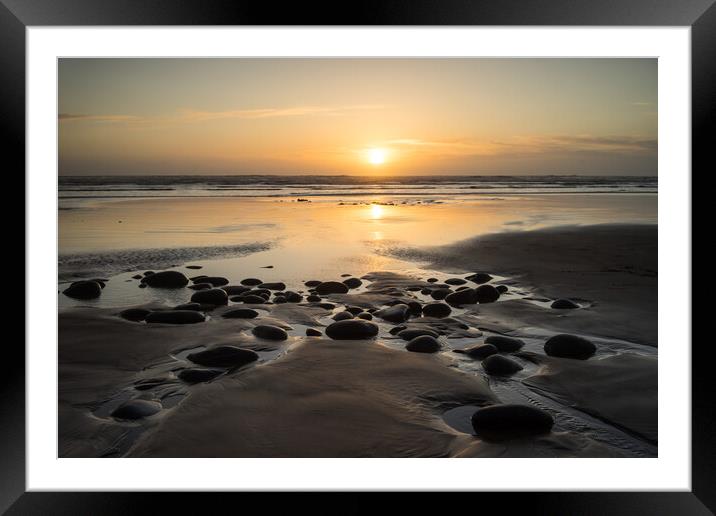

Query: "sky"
(58, 58), (657, 176)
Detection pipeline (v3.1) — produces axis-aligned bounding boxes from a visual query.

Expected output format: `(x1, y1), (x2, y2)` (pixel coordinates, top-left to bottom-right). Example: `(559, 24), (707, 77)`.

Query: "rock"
(240, 278), (263, 286)
(252, 325), (288, 341)
(139, 283), (147, 289)
(475, 284), (500, 303)
(482, 354), (523, 375)
(306, 295), (322, 302)
(186, 265), (203, 269)
(357, 312), (373, 320)
(235, 295), (266, 304)
(484, 335), (525, 352)
(190, 275), (208, 281)
(496, 285), (508, 294)
(466, 272), (493, 284)
(397, 328), (439, 340)
(430, 288), (452, 300)
(119, 308), (151, 322)
(190, 288), (228, 305)
(463, 343), (499, 359)
(427, 278), (439, 283)
(317, 303), (336, 310)
(445, 278), (467, 286)
(274, 296), (287, 304)
(174, 302), (203, 311)
(551, 298), (580, 309)
(258, 282), (286, 291)
(344, 306), (364, 315)
(188, 283), (212, 291)
(306, 328), (322, 337)
(222, 285), (251, 295)
(141, 271), (189, 288)
(405, 335), (441, 353)
(375, 304), (411, 323)
(470, 404), (554, 441)
(62, 280), (102, 300)
(407, 301), (423, 316)
(283, 291), (303, 303)
(389, 325), (407, 335)
(199, 276), (229, 287)
(420, 288), (432, 295)
(422, 302), (452, 318)
(445, 288), (478, 306)
(178, 368), (223, 383)
(145, 310), (206, 324)
(325, 320), (379, 340)
(332, 311), (354, 321)
(315, 281), (349, 295)
(143, 271), (155, 276)
(132, 274), (143, 280)
(188, 346), (259, 368)
(222, 308), (259, 319)
(111, 399), (162, 420)
(343, 277), (363, 289)
(544, 334), (596, 359)
(304, 280), (322, 287)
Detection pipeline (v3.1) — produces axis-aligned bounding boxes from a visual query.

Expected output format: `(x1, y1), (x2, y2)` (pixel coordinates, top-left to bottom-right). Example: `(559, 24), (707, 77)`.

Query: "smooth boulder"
(325, 320), (379, 340)
(375, 304), (411, 324)
(252, 325), (288, 341)
(177, 368), (223, 384)
(306, 328), (322, 337)
(470, 404), (554, 441)
(463, 343), (499, 359)
(422, 302), (452, 318)
(62, 280), (102, 300)
(222, 308), (259, 319)
(484, 335), (525, 353)
(142, 271), (189, 288)
(332, 311), (354, 321)
(445, 277), (467, 286)
(190, 288), (229, 305)
(551, 298), (580, 309)
(342, 277), (363, 289)
(145, 310), (205, 324)
(240, 278), (263, 286)
(111, 399), (162, 420)
(482, 354), (523, 375)
(405, 335), (441, 353)
(466, 272), (493, 284)
(544, 334), (596, 359)
(259, 282), (286, 291)
(119, 308), (150, 322)
(445, 288), (477, 306)
(315, 281), (350, 295)
(397, 328), (439, 340)
(187, 346), (259, 368)
(475, 284), (500, 303)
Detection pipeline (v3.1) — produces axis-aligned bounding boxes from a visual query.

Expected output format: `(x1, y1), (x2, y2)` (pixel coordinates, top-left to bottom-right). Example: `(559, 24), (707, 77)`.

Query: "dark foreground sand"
(58, 224), (656, 458)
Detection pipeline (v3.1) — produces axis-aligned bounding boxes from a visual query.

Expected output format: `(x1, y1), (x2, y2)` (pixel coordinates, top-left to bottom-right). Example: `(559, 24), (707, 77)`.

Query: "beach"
(58, 180), (657, 458)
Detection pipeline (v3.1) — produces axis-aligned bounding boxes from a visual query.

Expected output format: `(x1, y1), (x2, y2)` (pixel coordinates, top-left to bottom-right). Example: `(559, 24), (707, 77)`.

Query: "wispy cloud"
(59, 104), (384, 125)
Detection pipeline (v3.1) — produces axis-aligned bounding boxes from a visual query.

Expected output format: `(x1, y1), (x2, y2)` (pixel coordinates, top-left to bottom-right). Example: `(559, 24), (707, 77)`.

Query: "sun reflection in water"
(370, 204), (384, 219)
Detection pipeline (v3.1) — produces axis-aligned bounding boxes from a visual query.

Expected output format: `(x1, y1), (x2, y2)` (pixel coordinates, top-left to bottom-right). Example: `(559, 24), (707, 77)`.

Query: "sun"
(367, 148), (387, 166)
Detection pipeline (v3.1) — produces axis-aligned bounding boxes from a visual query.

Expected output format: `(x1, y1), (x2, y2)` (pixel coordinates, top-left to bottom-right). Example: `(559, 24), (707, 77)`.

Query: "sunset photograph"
(57, 58), (657, 458)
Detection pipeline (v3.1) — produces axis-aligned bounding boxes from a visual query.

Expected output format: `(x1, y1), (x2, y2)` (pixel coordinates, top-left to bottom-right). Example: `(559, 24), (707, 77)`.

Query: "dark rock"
(343, 277), (363, 289)
(188, 283), (212, 291)
(482, 354), (523, 375)
(252, 325), (288, 341)
(145, 310), (206, 324)
(430, 288), (452, 300)
(200, 276), (229, 287)
(357, 312), (373, 320)
(240, 278), (263, 286)
(111, 399), (162, 420)
(427, 278), (439, 283)
(235, 295), (266, 304)
(496, 285), (508, 294)
(544, 334), (596, 359)
(332, 311), (354, 321)
(190, 288), (228, 305)
(174, 302), (203, 311)
(188, 346), (259, 368)
(274, 296), (287, 304)
(375, 304), (411, 323)
(317, 303), (336, 310)
(119, 308), (151, 322)
(551, 298), (580, 309)
(222, 285), (251, 295)
(306, 328), (322, 336)
(139, 283), (147, 288)
(344, 306), (364, 315)
(445, 288), (478, 306)
(484, 335), (525, 353)
(475, 284), (501, 303)
(222, 308), (259, 319)
(397, 328), (439, 340)
(186, 265), (203, 269)
(407, 301), (423, 316)
(406, 335), (441, 353)
(132, 274), (143, 280)
(420, 288), (432, 295)
(142, 271), (189, 288)
(258, 282), (286, 291)
(463, 343), (499, 359)
(470, 404), (554, 441)
(325, 320), (379, 340)
(190, 275), (208, 281)
(284, 291), (303, 303)
(143, 271), (155, 276)
(422, 302), (452, 318)
(304, 280), (322, 287)
(62, 280), (102, 300)
(466, 272), (493, 284)
(178, 368), (223, 383)
(315, 281), (349, 295)
(445, 278), (467, 286)
(389, 325), (407, 335)
(306, 295), (322, 302)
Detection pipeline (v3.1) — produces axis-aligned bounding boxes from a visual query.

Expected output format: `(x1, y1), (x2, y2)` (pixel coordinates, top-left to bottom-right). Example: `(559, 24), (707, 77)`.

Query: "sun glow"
(367, 148), (387, 165)
(370, 204), (384, 219)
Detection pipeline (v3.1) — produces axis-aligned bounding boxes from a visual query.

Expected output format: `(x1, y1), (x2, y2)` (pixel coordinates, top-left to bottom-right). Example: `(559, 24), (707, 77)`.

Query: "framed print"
(5, 0), (711, 513)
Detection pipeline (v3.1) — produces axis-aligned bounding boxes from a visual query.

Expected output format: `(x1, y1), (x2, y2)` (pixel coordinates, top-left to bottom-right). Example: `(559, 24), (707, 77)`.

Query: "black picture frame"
(4, 1), (709, 513)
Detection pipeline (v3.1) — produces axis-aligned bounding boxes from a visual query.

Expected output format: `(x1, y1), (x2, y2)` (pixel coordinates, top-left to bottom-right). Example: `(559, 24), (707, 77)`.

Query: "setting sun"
(367, 148), (387, 166)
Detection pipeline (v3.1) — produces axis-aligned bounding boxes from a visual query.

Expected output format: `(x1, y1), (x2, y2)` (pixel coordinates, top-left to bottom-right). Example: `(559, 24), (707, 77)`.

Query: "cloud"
(58, 113), (143, 123)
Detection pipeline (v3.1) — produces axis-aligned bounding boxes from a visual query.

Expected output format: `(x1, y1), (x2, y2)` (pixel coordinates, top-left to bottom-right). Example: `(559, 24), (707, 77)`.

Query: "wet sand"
(58, 223), (657, 458)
